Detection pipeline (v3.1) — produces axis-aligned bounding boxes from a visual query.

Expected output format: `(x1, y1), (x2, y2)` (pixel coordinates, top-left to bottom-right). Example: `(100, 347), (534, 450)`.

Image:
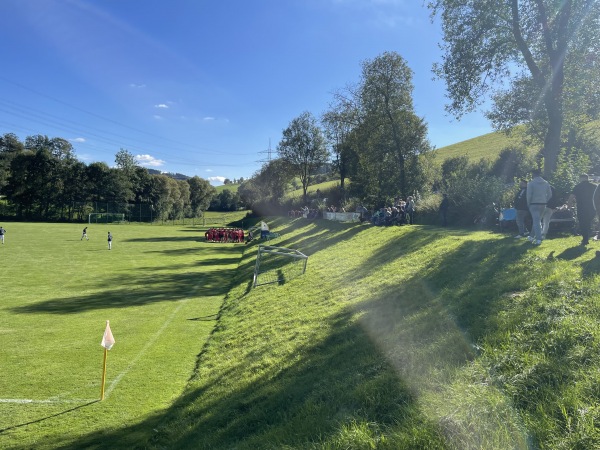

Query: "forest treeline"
(0, 133), (216, 222)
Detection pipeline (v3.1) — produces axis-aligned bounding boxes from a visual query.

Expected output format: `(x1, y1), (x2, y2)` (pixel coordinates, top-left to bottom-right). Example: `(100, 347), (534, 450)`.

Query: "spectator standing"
(107, 231), (113, 250)
(513, 180), (529, 238)
(568, 173), (598, 246)
(0, 226), (5, 244)
(405, 196), (415, 225)
(541, 184), (561, 239)
(526, 169), (552, 245)
(439, 194), (449, 227)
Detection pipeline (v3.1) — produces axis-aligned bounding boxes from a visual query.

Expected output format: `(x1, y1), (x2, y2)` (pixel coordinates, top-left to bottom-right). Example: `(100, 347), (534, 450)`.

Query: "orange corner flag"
(100, 320), (116, 350)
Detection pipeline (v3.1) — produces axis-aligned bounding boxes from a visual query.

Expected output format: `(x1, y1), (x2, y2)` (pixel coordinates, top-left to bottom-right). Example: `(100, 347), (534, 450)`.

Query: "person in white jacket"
(526, 169), (552, 245)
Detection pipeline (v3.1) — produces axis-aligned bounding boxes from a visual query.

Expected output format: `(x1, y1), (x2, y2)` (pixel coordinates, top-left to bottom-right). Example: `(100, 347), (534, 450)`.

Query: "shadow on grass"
(0, 400), (99, 434)
(556, 245), (589, 261)
(23, 222), (546, 447)
(124, 236), (204, 243)
(581, 250), (600, 278)
(58, 227), (537, 448)
(59, 311), (447, 449)
(12, 270), (233, 314)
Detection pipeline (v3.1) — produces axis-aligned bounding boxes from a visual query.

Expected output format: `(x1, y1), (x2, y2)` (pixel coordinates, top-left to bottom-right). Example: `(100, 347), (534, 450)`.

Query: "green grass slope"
(214, 183), (240, 193)
(59, 219), (600, 449)
(434, 130), (523, 163)
(433, 119), (600, 165)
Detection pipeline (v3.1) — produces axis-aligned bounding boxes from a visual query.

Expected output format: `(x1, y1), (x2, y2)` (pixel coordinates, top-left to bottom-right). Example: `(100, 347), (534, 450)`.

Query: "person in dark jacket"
(568, 173), (598, 246)
(513, 179), (529, 238)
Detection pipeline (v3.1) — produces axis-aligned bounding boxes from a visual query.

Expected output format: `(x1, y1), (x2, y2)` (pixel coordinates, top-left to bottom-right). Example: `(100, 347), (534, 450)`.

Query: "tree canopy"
(0, 133), (217, 221)
(277, 111), (329, 204)
(429, 0), (600, 176)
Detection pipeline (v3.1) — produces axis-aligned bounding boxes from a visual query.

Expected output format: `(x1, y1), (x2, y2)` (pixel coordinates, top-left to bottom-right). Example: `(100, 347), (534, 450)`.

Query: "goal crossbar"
(253, 245), (308, 287)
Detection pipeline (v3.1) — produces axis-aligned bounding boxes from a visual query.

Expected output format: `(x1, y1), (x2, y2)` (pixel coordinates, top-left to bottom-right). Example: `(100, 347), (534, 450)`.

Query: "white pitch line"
(0, 398), (95, 404)
(1, 300), (191, 405)
(103, 299), (188, 398)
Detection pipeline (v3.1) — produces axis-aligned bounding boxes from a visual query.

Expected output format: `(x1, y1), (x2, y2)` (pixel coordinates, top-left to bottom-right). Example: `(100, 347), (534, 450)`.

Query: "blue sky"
(0, 0), (492, 185)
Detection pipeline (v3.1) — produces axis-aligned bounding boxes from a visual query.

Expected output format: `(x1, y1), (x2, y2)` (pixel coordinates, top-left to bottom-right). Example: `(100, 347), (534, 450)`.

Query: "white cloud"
(153, 115), (163, 120)
(205, 169), (213, 172)
(136, 154), (165, 167)
(154, 103), (169, 109)
(69, 137), (86, 143)
(129, 83), (146, 88)
(208, 176), (225, 185)
(203, 116), (215, 121)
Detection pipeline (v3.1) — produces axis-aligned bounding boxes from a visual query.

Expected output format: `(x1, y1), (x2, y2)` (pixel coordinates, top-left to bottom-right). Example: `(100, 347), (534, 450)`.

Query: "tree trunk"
(542, 99), (563, 177)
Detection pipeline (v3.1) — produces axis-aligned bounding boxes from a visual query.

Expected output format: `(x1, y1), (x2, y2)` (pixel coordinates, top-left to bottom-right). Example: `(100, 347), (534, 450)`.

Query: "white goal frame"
(88, 213), (126, 224)
(253, 245), (308, 287)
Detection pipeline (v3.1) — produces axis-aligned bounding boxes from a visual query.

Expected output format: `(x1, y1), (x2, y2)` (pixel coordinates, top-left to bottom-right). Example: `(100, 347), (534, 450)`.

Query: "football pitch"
(0, 222), (245, 449)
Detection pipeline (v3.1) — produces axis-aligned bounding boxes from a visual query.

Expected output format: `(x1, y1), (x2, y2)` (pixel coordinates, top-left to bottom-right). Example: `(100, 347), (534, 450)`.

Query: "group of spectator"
(369, 196), (416, 226)
(288, 207), (319, 219)
(514, 169), (597, 246)
(205, 227), (245, 243)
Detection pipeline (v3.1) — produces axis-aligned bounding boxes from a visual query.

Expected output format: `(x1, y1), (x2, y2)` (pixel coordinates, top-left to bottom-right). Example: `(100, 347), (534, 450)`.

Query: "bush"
(441, 175), (507, 227)
(491, 147), (536, 183)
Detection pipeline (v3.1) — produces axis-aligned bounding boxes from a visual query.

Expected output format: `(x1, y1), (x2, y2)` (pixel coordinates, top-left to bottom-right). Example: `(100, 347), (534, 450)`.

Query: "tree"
(187, 176), (215, 217)
(150, 175), (176, 220)
(278, 111), (329, 203)
(115, 148), (137, 174)
(210, 189), (240, 211)
(0, 133), (24, 194)
(429, 0), (600, 177)
(353, 52), (432, 201)
(322, 90), (361, 195)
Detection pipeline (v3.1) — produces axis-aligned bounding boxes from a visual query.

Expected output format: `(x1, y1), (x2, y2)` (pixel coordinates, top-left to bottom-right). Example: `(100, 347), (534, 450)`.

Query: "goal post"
(253, 245), (308, 287)
(89, 213), (126, 224)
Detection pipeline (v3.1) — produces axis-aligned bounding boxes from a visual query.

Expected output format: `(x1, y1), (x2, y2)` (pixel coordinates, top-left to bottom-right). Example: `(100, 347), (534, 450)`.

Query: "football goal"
(253, 245), (308, 287)
(88, 213), (126, 224)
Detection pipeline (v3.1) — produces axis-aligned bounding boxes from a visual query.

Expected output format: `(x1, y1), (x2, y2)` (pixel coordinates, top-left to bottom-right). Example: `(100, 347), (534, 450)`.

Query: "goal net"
(89, 213), (126, 224)
(253, 245), (308, 287)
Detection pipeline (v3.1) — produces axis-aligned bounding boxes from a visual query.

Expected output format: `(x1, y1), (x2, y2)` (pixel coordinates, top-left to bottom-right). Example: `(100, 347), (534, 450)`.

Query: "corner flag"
(101, 320), (115, 350)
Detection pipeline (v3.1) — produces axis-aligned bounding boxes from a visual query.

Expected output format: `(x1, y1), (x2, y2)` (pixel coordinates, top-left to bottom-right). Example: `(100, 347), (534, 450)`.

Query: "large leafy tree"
(429, 0), (600, 176)
(187, 176), (215, 217)
(278, 111), (329, 204)
(356, 51), (431, 200)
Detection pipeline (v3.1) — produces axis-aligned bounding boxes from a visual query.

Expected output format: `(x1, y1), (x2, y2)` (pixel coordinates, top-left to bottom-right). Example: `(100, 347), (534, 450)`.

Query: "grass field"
(0, 221), (246, 449)
(3, 217), (600, 449)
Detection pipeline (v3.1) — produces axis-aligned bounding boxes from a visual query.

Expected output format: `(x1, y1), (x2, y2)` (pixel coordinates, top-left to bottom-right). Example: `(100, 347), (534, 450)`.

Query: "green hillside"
(434, 119), (600, 165)
(434, 129), (524, 163)
(64, 218), (600, 449)
(215, 183), (240, 193)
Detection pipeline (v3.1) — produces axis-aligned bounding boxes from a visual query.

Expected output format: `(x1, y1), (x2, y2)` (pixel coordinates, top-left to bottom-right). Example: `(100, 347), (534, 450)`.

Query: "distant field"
(285, 179), (343, 200)
(0, 221), (245, 449)
(214, 183), (239, 193)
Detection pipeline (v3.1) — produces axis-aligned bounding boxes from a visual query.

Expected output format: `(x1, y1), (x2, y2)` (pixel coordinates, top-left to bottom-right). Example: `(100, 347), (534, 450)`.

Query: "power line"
(256, 138), (275, 164)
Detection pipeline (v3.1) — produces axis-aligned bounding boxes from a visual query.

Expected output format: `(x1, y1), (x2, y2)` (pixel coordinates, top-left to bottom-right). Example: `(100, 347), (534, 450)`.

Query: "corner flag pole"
(100, 320), (116, 401)
(100, 347), (108, 400)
